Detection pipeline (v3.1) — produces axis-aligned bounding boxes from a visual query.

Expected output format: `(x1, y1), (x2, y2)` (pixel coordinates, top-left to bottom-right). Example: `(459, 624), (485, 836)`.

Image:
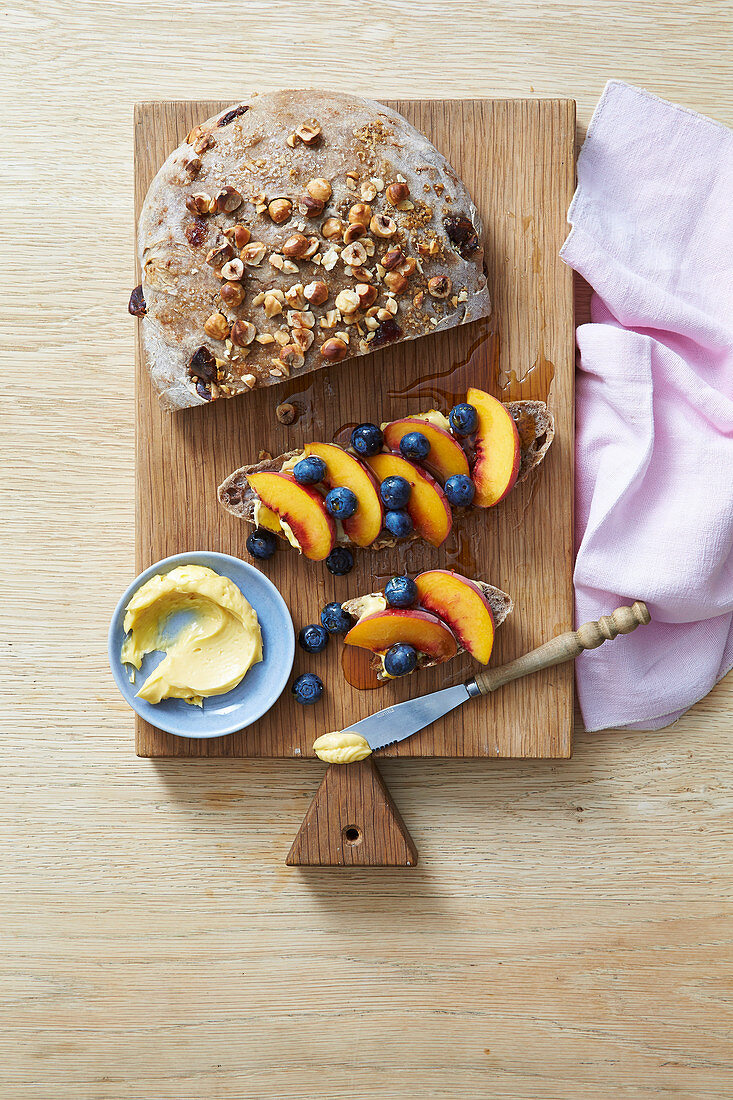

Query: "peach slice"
(415, 570), (495, 664)
(466, 387), (520, 507)
(246, 471), (335, 561)
(364, 452), (452, 547)
(383, 417), (470, 482)
(345, 608), (458, 661)
(304, 442), (384, 547)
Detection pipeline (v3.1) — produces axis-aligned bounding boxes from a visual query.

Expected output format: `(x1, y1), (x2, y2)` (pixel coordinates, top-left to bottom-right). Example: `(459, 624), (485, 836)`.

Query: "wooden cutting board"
(133, 97), (575, 762)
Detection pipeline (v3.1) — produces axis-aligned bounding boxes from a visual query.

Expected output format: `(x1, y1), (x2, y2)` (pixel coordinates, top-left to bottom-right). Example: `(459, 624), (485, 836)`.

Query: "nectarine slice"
(415, 570), (495, 663)
(365, 452), (452, 547)
(246, 472), (335, 561)
(382, 417), (470, 482)
(304, 442), (383, 547)
(466, 387), (520, 507)
(345, 609), (458, 661)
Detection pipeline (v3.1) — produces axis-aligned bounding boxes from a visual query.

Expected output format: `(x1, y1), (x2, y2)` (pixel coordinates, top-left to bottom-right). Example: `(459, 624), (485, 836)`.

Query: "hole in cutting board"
(342, 826), (362, 846)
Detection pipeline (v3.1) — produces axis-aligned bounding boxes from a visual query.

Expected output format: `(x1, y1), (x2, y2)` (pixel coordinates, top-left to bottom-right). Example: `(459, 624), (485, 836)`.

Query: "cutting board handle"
(473, 601), (651, 696)
(287, 603), (649, 866)
(286, 756), (418, 867)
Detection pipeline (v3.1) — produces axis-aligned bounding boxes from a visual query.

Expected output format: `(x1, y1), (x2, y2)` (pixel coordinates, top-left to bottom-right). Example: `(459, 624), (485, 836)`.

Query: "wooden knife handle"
(473, 601), (651, 696)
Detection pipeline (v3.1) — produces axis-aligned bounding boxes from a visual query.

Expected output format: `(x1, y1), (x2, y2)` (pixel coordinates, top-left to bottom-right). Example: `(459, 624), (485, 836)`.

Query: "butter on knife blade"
(313, 683), (475, 761)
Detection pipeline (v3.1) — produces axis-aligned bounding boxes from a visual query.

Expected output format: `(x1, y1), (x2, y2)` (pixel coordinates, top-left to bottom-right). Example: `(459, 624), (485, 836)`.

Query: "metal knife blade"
(346, 683), (474, 752)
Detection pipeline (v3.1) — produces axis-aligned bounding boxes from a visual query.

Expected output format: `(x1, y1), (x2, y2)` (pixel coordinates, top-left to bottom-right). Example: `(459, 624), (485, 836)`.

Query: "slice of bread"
(217, 399), (554, 549)
(342, 580), (513, 677)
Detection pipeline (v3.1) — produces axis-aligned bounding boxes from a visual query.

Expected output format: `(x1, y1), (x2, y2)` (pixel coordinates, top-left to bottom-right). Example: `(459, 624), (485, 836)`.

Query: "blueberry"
(444, 474), (476, 507)
(449, 402), (478, 436)
(320, 602), (353, 634)
(246, 529), (278, 560)
(298, 624), (329, 653)
(325, 486), (358, 519)
(384, 575), (418, 608)
(384, 509), (413, 539)
(399, 431), (430, 461)
(384, 643), (418, 678)
(350, 423), (383, 457)
(292, 672), (324, 705)
(293, 455), (326, 485)
(325, 547), (354, 575)
(380, 475), (411, 509)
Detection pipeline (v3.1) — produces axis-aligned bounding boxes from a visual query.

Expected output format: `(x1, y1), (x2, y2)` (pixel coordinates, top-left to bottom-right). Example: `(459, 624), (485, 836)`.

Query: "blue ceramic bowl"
(108, 551), (294, 738)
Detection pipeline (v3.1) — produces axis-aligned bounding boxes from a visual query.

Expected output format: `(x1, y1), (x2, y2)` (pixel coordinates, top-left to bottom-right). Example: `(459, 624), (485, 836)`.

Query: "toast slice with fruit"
(340, 571), (513, 680)
(218, 389), (554, 564)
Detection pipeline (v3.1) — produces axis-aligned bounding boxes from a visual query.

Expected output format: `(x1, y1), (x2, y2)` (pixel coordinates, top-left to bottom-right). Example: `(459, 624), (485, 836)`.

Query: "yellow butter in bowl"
(313, 730), (372, 764)
(121, 564), (263, 706)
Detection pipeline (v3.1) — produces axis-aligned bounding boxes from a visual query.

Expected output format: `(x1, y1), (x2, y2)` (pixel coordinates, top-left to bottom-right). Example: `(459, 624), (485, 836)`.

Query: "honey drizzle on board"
(386, 318), (498, 411)
(341, 646), (383, 691)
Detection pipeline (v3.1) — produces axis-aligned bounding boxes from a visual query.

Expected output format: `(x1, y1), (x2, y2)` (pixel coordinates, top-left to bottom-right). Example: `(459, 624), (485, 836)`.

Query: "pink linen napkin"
(560, 81), (733, 731)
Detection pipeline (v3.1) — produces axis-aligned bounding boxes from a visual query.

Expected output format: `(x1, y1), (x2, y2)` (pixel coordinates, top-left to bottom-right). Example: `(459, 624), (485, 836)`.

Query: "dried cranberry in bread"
(135, 90), (491, 410)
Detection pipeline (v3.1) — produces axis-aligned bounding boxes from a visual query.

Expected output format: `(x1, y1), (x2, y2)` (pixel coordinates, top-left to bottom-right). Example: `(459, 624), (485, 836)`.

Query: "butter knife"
(346, 602), (651, 753)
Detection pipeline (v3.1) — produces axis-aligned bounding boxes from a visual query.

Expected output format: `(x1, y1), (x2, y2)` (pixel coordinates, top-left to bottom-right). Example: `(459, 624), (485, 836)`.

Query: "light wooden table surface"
(3, 3), (732, 1097)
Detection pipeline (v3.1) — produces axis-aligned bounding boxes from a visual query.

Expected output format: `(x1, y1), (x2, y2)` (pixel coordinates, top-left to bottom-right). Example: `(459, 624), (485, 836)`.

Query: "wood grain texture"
(3, 2), (732, 1097)
(134, 97), (576, 760)
(286, 757), (418, 865)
